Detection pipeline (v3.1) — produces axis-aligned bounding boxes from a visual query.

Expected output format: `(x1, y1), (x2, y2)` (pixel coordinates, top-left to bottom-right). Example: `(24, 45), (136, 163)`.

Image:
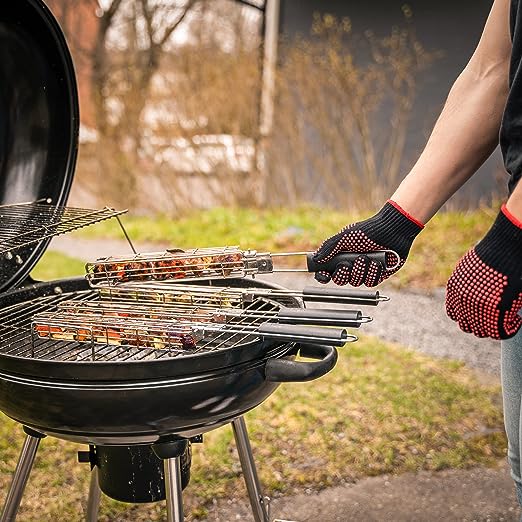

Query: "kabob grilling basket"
(0, 2), (395, 521)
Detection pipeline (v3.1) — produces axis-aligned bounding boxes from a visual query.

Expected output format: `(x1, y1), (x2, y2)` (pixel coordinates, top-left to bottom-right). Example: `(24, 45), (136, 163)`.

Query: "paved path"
(207, 460), (520, 521)
(51, 235), (501, 375)
(49, 235), (502, 376)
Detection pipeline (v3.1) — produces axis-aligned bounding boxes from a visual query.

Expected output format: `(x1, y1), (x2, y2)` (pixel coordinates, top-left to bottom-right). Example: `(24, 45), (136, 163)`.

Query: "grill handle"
(302, 286), (386, 306)
(258, 323), (355, 346)
(265, 343), (338, 382)
(305, 251), (399, 273)
(277, 308), (366, 328)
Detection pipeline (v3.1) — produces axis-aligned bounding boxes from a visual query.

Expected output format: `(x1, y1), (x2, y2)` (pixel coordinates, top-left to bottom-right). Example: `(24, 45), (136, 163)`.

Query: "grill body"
(0, 2), (342, 518)
(0, 278), (300, 444)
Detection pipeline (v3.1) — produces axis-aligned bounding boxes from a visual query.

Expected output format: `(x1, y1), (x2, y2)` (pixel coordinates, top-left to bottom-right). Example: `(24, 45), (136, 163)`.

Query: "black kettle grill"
(0, 2), (387, 521)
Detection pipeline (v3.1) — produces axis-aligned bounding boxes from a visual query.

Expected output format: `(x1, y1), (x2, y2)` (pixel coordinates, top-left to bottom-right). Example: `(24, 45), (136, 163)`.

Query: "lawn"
(0, 336), (505, 521)
(31, 251), (86, 282)
(33, 205), (496, 289)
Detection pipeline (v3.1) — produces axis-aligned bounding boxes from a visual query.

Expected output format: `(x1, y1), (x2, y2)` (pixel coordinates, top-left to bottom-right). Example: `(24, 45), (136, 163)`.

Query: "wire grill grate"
(0, 202), (127, 255)
(0, 289), (281, 362)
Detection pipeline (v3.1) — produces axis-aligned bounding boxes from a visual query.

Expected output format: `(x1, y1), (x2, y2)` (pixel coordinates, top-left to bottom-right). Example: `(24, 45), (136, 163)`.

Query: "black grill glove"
(445, 205), (522, 339)
(313, 200), (424, 287)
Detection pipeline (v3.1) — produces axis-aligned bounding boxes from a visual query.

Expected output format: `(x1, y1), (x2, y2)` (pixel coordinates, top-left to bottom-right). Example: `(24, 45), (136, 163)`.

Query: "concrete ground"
(48, 237), (517, 521)
(207, 461), (520, 522)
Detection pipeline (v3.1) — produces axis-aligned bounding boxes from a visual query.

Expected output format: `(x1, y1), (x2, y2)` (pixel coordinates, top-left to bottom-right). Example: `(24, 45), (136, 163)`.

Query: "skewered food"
(98, 285), (239, 309)
(87, 248), (244, 286)
(57, 301), (228, 324)
(33, 312), (199, 350)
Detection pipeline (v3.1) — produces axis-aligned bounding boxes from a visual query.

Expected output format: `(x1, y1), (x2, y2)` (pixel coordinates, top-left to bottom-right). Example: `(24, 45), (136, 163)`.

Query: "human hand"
(445, 205), (522, 339)
(312, 200), (424, 287)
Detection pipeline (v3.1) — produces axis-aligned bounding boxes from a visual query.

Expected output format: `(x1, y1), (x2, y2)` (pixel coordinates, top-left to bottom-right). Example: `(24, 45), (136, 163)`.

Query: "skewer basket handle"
(305, 250), (399, 273)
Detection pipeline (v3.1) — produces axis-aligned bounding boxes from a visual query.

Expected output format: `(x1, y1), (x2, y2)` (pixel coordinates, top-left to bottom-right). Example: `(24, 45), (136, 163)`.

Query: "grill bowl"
(0, 277), (335, 444)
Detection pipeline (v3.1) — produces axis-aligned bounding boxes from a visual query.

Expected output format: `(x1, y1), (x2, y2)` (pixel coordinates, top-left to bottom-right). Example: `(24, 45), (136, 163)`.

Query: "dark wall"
(279, 0), (505, 206)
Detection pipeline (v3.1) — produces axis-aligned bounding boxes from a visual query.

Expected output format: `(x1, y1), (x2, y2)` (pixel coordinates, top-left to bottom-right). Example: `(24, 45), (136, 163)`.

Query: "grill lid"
(0, 0), (79, 291)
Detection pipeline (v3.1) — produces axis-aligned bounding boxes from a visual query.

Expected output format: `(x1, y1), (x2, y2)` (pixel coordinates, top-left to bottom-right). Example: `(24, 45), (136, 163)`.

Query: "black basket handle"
(277, 308), (365, 328)
(265, 343), (338, 383)
(306, 251), (400, 273)
(258, 322), (355, 345)
(301, 286), (388, 305)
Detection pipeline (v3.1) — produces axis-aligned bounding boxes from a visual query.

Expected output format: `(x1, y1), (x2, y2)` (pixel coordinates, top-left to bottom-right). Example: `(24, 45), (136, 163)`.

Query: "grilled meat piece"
(88, 250), (244, 285)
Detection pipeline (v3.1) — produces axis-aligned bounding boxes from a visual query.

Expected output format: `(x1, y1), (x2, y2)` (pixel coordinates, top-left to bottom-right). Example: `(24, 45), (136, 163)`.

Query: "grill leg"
(232, 417), (270, 522)
(152, 440), (187, 522)
(1, 429), (44, 522)
(164, 457), (184, 522)
(85, 468), (101, 522)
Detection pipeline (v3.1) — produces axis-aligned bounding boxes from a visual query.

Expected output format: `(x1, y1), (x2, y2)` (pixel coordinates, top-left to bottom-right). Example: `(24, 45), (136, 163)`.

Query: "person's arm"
(392, 0), (512, 223)
(313, 0), (512, 289)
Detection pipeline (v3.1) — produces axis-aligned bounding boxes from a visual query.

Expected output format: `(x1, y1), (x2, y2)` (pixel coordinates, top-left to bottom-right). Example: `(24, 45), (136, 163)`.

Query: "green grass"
(397, 207), (495, 289)
(77, 206), (355, 252)
(0, 336), (506, 521)
(72, 205), (495, 289)
(31, 251), (86, 282)
(19, 208), (503, 519)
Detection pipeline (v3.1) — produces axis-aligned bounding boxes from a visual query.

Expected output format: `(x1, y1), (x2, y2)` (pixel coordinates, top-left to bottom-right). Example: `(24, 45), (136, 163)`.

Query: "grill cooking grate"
(0, 202), (127, 255)
(0, 290), (282, 362)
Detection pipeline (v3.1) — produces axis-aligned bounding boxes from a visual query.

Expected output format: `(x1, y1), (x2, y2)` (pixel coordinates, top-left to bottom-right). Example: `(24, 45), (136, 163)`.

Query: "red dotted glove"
(313, 200), (424, 287)
(445, 205), (522, 340)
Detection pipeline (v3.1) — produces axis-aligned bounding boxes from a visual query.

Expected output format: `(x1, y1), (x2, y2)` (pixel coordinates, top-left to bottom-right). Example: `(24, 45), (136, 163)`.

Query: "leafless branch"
(157, 0), (198, 47)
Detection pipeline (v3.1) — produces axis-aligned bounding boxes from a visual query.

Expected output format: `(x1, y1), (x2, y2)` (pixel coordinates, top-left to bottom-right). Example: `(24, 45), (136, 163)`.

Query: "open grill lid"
(0, 0), (79, 292)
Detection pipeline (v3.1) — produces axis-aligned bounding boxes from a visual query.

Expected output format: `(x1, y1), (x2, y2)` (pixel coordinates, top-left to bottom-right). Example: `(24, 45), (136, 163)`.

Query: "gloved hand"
(445, 205), (522, 340)
(313, 200), (424, 287)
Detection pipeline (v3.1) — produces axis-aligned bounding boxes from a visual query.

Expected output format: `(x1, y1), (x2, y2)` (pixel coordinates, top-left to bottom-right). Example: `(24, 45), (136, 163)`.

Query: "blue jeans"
(501, 328), (522, 509)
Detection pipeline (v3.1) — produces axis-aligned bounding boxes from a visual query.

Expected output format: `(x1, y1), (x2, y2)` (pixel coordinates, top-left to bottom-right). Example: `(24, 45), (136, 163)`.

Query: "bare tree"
(49, 3), (434, 213)
(49, 0), (199, 208)
(266, 12), (440, 210)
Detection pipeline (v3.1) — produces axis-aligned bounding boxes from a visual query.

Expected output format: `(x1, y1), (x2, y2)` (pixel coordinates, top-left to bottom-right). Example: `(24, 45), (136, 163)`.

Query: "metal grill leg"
(232, 417), (270, 522)
(1, 433), (43, 522)
(164, 457), (184, 522)
(85, 468), (101, 522)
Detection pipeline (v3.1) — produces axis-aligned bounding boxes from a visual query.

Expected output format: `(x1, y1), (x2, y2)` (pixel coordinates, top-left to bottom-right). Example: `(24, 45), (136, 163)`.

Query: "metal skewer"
(98, 282), (390, 307)
(56, 300), (372, 329)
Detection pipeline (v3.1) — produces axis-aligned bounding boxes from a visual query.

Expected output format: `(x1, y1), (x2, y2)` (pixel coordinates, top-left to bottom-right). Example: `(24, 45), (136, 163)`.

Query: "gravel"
(260, 273), (502, 377)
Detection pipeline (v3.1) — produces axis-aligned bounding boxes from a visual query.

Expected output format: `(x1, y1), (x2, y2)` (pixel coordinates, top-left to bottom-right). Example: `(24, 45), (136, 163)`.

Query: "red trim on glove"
(502, 204), (522, 230)
(387, 200), (425, 229)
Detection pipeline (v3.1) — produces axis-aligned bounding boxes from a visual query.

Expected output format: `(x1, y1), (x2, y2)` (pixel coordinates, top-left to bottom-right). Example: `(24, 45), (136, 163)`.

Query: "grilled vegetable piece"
(57, 301), (228, 325)
(32, 313), (198, 350)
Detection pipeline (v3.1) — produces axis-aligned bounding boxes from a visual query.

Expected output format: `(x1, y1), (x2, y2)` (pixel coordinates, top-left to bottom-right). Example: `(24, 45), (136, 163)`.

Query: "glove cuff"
(364, 201), (424, 259)
(375, 201), (424, 237)
(502, 204), (522, 230)
(475, 206), (522, 274)
(387, 200), (425, 229)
